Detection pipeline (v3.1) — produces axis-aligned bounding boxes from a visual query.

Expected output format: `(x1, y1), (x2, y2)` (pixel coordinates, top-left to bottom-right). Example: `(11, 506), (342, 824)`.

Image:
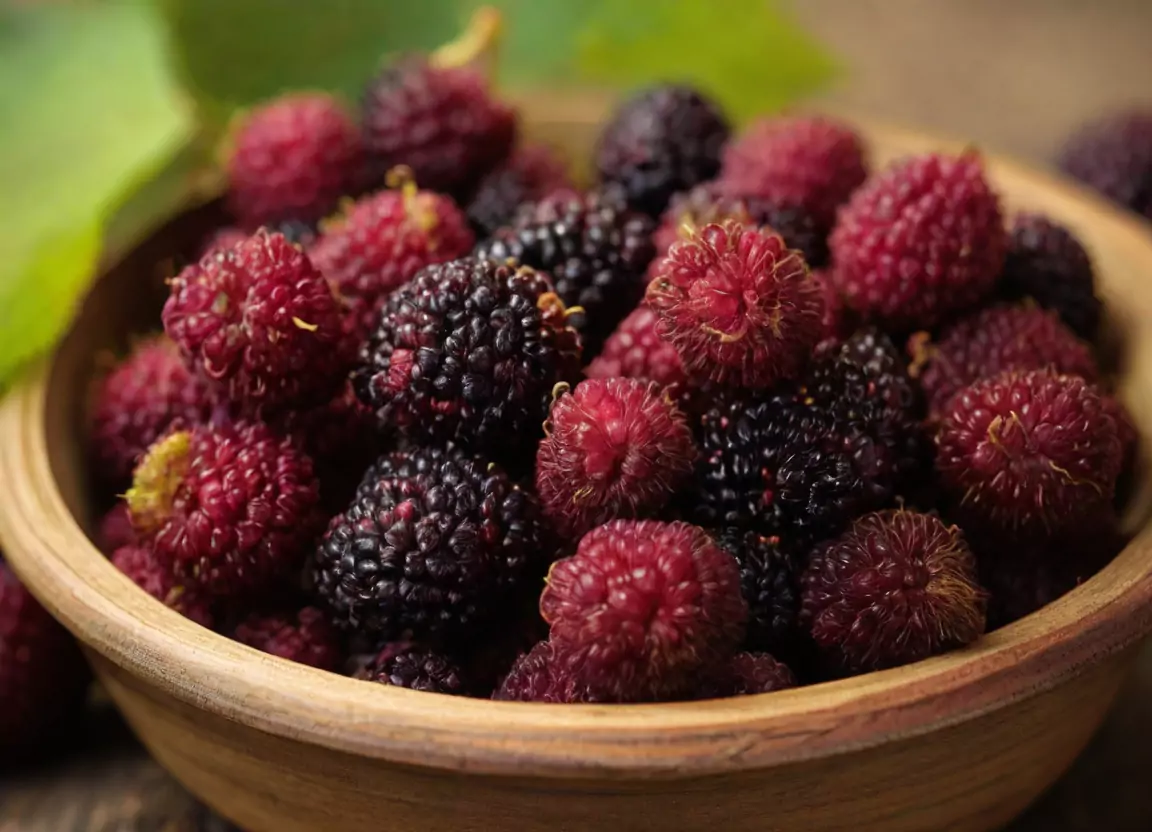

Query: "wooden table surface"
(4, 1), (1152, 829)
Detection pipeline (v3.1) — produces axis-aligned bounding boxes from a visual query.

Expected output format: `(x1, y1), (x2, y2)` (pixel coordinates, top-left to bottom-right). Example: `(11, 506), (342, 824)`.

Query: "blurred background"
(2, 0), (1151, 829)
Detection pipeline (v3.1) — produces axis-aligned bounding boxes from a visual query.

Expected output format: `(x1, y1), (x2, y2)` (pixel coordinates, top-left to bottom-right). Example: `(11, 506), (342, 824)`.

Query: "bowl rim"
(4, 119), (1152, 781)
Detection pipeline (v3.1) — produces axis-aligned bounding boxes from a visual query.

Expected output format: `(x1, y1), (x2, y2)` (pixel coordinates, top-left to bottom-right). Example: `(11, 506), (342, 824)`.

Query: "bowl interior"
(8, 118), (1152, 779)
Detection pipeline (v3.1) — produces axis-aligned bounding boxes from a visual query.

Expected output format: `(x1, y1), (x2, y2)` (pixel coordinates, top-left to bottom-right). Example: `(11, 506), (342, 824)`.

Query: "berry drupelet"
(474, 188), (656, 353)
(466, 144), (574, 237)
(309, 174), (475, 341)
(163, 230), (356, 415)
(90, 336), (215, 484)
(716, 529), (803, 659)
(691, 329), (923, 545)
(226, 93), (366, 229)
(829, 152), (1006, 331)
(1058, 110), (1152, 219)
(111, 545), (215, 629)
(313, 447), (548, 640)
(651, 182), (827, 271)
(232, 607), (342, 671)
(361, 57), (516, 198)
(539, 520), (746, 702)
(493, 641), (580, 703)
(356, 642), (469, 695)
(353, 257), (581, 459)
(801, 510), (986, 674)
(0, 559), (90, 754)
(1000, 213), (1102, 341)
(909, 304), (1099, 416)
(646, 221), (824, 389)
(535, 378), (696, 538)
(936, 370), (1123, 537)
(720, 115), (867, 229)
(594, 84), (730, 217)
(126, 422), (322, 597)
(585, 306), (688, 391)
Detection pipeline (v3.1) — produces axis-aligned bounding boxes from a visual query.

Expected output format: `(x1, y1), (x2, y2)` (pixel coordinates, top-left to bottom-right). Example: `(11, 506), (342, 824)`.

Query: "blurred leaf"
(161, 0), (461, 121)
(576, 0), (836, 123)
(0, 1), (192, 388)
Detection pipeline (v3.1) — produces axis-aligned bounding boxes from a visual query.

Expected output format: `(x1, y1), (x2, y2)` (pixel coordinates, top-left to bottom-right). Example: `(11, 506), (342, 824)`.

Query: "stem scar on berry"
(124, 430), (192, 535)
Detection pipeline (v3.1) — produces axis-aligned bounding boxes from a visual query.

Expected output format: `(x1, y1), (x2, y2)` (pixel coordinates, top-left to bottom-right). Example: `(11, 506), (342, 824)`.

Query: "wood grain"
(2, 122), (1152, 831)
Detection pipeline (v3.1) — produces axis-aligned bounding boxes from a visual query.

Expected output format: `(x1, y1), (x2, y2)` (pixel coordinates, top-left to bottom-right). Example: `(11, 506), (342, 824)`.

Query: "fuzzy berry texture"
(585, 306), (688, 390)
(232, 607), (342, 671)
(829, 152), (1006, 331)
(163, 230), (356, 415)
(536, 378), (696, 538)
(696, 651), (797, 698)
(691, 329), (924, 547)
(493, 641), (581, 703)
(1000, 213), (1101, 340)
(539, 520), (746, 702)
(226, 93), (365, 229)
(111, 545), (215, 628)
(90, 336), (215, 484)
(125, 422), (322, 597)
(1058, 110), (1152, 219)
(801, 510), (986, 674)
(972, 517), (1123, 630)
(474, 187), (656, 353)
(313, 447), (548, 639)
(651, 182), (827, 273)
(594, 85), (730, 217)
(361, 58), (516, 198)
(909, 304), (1099, 416)
(97, 502), (137, 555)
(717, 530), (802, 659)
(466, 144), (573, 237)
(936, 371), (1123, 537)
(353, 257), (581, 459)
(356, 642), (469, 695)
(646, 221), (824, 389)
(720, 115), (867, 229)
(0, 560), (89, 754)
(309, 181), (475, 341)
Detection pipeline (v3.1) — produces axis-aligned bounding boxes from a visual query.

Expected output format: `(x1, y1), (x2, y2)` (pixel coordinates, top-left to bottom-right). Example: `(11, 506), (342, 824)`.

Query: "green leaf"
(0, 1), (192, 387)
(160, 0), (461, 119)
(575, 0), (836, 123)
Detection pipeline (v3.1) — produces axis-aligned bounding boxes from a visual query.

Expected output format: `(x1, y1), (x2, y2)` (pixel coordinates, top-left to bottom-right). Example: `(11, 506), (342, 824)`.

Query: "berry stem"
(431, 7), (502, 75)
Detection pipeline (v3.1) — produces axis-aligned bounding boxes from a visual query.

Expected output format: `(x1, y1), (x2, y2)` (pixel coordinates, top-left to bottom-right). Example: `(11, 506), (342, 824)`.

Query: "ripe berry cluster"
(60, 37), (1137, 727)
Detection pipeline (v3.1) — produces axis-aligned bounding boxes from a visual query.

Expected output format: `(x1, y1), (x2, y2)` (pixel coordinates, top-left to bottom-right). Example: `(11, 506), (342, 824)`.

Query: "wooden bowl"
(4, 120), (1152, 832)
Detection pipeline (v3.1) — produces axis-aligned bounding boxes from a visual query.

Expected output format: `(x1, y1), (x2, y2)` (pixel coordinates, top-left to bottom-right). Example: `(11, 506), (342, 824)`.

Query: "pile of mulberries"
(75, 12), (1136, 721)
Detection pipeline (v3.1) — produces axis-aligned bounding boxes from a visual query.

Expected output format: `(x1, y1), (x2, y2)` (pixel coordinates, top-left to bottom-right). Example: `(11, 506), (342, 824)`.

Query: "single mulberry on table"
(353, 257), (581, 460)
(0, 559), (90, 755)
(539, 520), (747, 702)
(1058, 110), (1152, 219)
(646, 220), (825, 390)
(935, 370), (1123, 538)
(535, 378), (697, 538)
(801, 510), (986, 674)
(225, 93), (366, 229)
(474, 187), (656, 354)
(125, 422), (322, 598)
(361, 56), (516, 198)
(828, 151), (1006, 331)
(163, 230), (357, 415)
(595, 85), (730, 217)
(309, 173), (475, 341)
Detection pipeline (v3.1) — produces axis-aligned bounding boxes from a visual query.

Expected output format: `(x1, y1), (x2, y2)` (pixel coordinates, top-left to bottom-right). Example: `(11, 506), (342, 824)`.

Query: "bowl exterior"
(96, 646), (1136, 832)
